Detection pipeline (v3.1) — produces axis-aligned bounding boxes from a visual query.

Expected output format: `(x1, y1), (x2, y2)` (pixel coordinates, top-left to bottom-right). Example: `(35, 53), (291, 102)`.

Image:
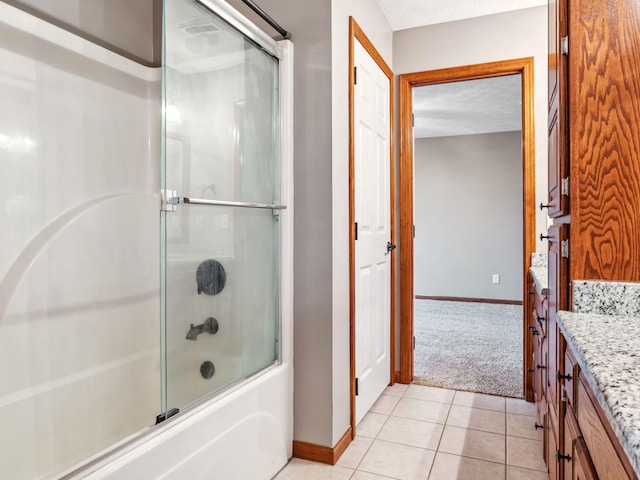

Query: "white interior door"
(354, 38), (391, 425)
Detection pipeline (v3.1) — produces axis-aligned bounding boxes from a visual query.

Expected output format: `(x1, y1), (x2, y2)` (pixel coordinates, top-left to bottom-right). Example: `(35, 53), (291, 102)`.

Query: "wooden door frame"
(398, 58), (536, 402)
(349, 17), (395, 437)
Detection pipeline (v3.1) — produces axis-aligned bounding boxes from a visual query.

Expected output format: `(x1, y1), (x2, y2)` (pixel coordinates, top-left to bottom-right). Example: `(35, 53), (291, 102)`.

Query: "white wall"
(414, 132), (523, 301)
(0, 5), (160, 479)
(393, 6), (549, 255)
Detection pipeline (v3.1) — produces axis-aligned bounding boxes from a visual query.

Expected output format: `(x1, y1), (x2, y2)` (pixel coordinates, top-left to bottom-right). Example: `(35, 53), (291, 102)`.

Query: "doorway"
(398, 59), (536, 401)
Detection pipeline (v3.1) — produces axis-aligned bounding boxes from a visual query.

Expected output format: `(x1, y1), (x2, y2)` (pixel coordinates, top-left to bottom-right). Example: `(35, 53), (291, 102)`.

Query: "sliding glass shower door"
(161, 0), (282, 415)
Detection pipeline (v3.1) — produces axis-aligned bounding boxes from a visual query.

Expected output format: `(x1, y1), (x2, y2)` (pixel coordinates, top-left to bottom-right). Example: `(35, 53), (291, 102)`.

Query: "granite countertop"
(557, 311), (640, 478)
(530, 253), (548, 295)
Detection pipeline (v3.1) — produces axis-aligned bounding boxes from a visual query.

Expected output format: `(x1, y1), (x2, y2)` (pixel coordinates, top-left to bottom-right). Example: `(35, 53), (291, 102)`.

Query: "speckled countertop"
(529, 253), (548, 295)
(573, 280), (640, 316)
(557, 311), (640, 478)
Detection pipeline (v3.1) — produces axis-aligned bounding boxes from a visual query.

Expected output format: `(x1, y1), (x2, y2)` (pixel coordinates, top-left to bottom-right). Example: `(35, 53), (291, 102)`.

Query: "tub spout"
(186, 317), (219, 340)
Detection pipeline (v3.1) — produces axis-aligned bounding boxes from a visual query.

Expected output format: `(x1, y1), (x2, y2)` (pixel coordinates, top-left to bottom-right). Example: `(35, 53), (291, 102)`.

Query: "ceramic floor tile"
(453, 391), (506, 412)
(507, 413), (544, 440)
(405, 385), (455, 404)
(506, 437), (547, 472)
(273, 458), (353, 480)
(384, 383), (409, 397)
(370, 394), (401, 415)
(392, 397), (450, 424)
(351, 471), (398, 480)
(507, 465), (549, 480)
(506, 398), (537, 417)
(438, 425), (506, 464)
(358, 439), (436, 480)
(357, 412), (389, 438)
(446, 405), (506, 435)
(428, 452), (506, 480)
(377, 415), (444, 450)
(336, 436), (373, 469)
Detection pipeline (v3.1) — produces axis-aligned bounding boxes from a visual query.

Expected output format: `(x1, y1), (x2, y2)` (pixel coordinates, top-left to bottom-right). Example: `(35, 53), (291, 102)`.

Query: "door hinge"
(561, 36), (569, 55)
(355, 377), (359, 396)
(561, 239), (569, 258)
(413, 336), (415, 350)
(561, 177), (569, 196)
(413, 225), (415, 238)
(354, 66), (357, 85)
(355, 222), (358, 241)
(155, 407), (179, 425)
(411, 113), (415, 127)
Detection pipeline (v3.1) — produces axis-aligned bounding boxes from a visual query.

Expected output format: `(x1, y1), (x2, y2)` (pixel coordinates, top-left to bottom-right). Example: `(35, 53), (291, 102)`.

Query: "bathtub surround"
(0, 3), (161, 478)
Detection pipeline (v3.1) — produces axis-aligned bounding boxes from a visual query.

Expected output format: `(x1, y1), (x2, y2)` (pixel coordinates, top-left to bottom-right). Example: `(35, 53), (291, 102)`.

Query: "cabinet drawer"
(577, 379), (631, 480)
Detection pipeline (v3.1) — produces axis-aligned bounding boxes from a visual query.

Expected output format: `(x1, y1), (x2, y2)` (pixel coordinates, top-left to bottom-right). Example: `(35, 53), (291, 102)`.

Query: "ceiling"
(372, 0), (537, 138)
(375, 0), (547, 31)
(413, 75), (522, 138)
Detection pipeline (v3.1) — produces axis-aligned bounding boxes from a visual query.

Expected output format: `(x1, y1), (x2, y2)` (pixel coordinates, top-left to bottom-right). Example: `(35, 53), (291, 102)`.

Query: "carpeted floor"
(413, 299), (523, 398)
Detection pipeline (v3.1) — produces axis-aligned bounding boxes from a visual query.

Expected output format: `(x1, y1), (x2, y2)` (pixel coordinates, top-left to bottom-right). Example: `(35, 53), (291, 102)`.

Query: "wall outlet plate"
(492, 274), (500, 284)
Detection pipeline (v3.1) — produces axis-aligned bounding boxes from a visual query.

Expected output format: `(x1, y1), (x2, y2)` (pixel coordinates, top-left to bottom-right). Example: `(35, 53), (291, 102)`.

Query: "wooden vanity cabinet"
(544, 0), (640, 477)
(557, 334), (637, 480)
(530, 278), (548, 425)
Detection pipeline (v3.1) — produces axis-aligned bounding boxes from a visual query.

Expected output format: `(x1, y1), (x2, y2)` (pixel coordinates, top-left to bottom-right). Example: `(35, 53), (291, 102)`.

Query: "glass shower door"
(161, 0), (281, 414)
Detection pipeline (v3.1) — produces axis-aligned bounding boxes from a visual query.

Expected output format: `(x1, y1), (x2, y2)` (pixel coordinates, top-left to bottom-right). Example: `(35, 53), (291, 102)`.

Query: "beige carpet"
(413, 299), (523, 398)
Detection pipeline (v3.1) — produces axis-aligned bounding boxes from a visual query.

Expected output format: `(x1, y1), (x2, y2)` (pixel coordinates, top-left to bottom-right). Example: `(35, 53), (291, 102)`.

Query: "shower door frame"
(159, 0), (292, 417)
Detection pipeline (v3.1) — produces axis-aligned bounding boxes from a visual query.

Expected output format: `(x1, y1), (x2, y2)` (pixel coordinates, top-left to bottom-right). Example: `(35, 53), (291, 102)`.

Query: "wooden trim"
(292, 427), (353, 465)
(415, 295), (523, 306)
(333, 427), (353, 463)
(348, 17), (395, 435)
(348, 14), (356, 446)
(399, 70), (414, 384)
(394, 371), (401, 383)
(398, 58), (537, 394)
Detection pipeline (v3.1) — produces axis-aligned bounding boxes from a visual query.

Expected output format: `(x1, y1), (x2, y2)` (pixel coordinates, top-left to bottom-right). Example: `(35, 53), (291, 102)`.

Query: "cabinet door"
(546, 0), (569, 218)
(547, 411), (559, 480)
(574, 437), (598, 480)
(547, 223), (569, 420)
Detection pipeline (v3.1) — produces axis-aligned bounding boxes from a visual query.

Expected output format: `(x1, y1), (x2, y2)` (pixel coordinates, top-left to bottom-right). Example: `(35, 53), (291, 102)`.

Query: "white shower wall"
(0, 4), (161, 479)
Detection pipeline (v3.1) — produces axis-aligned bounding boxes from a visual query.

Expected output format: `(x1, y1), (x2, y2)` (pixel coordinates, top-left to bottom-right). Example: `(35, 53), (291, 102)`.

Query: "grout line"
(425, 391), (454, 479)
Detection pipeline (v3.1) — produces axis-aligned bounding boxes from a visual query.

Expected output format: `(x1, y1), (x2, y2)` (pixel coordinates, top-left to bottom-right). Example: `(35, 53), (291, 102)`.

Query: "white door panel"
(354, 38), (391, 424)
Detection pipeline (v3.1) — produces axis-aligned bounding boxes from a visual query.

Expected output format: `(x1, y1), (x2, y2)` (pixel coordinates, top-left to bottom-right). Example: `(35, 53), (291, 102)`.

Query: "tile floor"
(274, 384), (548, 480)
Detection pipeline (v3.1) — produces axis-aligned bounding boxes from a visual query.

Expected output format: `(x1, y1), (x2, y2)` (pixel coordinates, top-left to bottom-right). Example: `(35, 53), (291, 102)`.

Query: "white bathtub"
(74, 362), (293, 480)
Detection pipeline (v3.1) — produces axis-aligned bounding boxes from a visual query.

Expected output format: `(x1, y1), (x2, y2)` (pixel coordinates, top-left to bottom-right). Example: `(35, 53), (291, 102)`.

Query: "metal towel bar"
(182, 197), (286, 210)
(161, 191), (286, 211)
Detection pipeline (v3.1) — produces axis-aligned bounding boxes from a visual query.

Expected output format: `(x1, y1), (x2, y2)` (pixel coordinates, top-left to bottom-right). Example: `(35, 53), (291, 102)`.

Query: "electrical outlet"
(492, 274), (500, 284)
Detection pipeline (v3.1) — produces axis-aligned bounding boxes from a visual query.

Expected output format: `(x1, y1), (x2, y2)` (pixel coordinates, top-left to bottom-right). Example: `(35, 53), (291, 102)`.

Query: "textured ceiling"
(375, 0), (547, 31)
(413, 74), (522, 138)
